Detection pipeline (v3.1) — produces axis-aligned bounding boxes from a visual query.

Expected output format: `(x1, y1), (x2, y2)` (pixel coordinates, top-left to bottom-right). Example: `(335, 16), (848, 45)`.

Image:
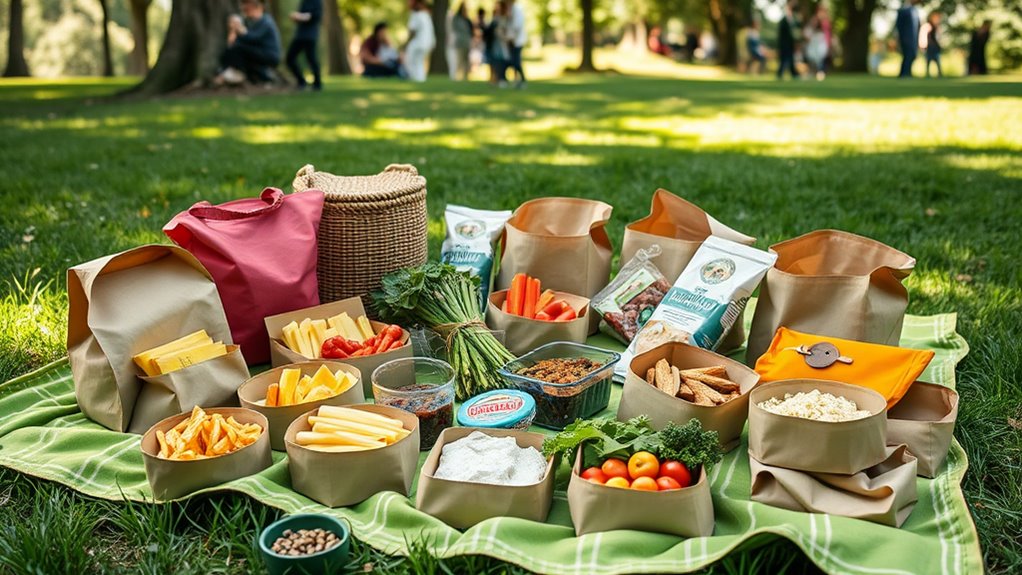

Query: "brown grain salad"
(515, 358), (604, 384)
(271, 528), (341, 556)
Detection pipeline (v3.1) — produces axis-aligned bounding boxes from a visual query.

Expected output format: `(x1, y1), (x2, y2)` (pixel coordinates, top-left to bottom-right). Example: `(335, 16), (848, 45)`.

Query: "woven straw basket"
(292, 164), (428, 311)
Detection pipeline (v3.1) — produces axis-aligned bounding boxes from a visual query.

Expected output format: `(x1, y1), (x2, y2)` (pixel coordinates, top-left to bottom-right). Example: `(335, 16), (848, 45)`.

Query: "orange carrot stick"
(509, 273), (526, 316)
(523, 277), (540, 319)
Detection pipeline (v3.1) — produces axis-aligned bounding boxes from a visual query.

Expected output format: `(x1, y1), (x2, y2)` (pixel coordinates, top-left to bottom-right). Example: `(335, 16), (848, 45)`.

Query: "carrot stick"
(523, 277), (540, 319)
(536, 289), (556, 311)
(509, 274), (526, 316)
(266, 384), (279, 407)
(541, 300), (565, 317)
(554, 306), (577, 322)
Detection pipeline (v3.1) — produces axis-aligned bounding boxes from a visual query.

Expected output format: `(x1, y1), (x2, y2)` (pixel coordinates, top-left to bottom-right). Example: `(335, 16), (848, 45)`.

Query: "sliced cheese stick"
(296, 430), (385, 448)
(311, 422), (388, 442)
(317, 406), (405, 429)
(305, 445), (375, 453)
(308, 416), (409, 442)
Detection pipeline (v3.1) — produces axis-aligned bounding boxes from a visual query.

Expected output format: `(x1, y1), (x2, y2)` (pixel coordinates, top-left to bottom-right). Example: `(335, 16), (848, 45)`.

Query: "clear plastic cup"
(372, 357), (455, 449)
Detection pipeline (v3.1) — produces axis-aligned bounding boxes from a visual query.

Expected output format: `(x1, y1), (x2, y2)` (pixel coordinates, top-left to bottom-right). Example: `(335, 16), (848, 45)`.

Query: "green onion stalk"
(372, 262), (516, 400)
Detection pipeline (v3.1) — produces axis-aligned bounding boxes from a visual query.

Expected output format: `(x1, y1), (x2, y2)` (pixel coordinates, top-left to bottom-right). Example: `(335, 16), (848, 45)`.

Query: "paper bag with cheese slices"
(68, 245), (236, 432)
(264, 296), (412, 398)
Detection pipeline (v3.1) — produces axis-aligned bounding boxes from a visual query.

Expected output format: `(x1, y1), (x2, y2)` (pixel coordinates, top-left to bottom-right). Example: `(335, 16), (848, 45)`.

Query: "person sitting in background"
(360, 22), (403, 78)
(215, 0), (282, 86)
(745, 19), (767, 75)
(286, 0), (323, 91)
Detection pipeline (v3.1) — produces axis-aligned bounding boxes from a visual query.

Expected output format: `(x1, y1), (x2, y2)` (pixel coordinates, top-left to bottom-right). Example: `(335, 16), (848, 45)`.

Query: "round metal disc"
(805, 342), (840, 369)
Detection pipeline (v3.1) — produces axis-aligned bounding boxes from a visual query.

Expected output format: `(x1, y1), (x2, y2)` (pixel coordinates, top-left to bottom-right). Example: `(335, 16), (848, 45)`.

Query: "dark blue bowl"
(258, 513), (350, 575)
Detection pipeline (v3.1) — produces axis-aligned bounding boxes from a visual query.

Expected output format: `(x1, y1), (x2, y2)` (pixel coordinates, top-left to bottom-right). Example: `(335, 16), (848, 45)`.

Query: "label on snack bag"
(613, 236), (777, 379)
(441, 205), (512, 308)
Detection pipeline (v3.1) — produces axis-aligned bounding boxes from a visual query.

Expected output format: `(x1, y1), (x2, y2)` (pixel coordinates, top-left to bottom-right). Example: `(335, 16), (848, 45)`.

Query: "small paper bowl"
(258, 513), (351, 575)
(748, 379), (888, 474)
(238, 361), (364, 451)
(284, 404), (420, 508)
(140, 407), (272, 501)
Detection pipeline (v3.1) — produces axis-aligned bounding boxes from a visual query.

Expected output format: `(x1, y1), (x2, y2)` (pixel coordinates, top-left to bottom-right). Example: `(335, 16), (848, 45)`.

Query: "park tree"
(98, 0), (115, 75)
(4, 0), (31, 77)
(126, 0), (153, 74)
(429, 0), (449, 76)
(325, 0), (353, 75)
(706, 0), (749, 66)
(578, 0), (596, 70)
(834, 0), (879, 72)
(133, 0), (235, 95)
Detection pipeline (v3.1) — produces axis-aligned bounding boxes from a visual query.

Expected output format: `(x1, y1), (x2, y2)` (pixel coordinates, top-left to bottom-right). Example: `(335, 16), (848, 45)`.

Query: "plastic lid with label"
(457, 389), (537, 429)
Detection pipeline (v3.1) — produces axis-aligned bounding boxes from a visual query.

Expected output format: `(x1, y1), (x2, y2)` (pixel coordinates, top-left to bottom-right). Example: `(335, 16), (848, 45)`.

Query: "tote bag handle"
(187, 188), (285, 221)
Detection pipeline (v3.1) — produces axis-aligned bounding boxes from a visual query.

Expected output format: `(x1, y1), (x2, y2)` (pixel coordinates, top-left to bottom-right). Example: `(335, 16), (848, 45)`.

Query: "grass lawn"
(1, 50), (1020, 573)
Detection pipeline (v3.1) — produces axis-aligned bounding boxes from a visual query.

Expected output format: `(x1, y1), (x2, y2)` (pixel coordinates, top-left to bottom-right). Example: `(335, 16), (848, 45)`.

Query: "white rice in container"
(756, 389), (872, 422)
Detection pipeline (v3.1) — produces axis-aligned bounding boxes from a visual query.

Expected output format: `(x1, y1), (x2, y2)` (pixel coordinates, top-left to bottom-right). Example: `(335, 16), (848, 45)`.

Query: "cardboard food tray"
(886, 381), (959, 478)
(140, 407), (272, 501)
(416, 427), (556, 529)
(566, 446), (714, 537)
(284, 404), (420, 508)
(617, 342), (760, 451)
(264, 296), (412, 398)
(237, 361), (365, 451)
(748, 379), (888, 475)
(485, 289), (590, 356)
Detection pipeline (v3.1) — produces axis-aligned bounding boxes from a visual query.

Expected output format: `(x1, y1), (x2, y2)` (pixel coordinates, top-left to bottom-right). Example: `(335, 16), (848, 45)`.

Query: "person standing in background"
(285, 0), (323, 91)
(404, 0), (436, 82)
(746, 19), (767, 75)
(506, 0), (527, 88)
(490, 1), (511, 85)
(923, 12), (942, 78)
(968, 20), (992, 75)
(776, 0), (799, 80)
(895, 0), (921, 78)
(452, 3), (474, 81)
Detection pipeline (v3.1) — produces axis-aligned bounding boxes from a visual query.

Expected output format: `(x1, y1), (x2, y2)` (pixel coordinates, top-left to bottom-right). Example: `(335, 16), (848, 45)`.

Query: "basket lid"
(292, 164), (426, 201)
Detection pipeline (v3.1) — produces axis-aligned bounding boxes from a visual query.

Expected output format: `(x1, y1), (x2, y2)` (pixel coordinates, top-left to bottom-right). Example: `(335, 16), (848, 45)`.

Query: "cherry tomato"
(581, 467), (608, 484)
(656, 476), (682, 491)
(627, 451), (660, 480)
(659, 460), (692, 488)
(605, 476), (630, 489)
(630, 476), (659, 491)
(601, 458), (629, 480)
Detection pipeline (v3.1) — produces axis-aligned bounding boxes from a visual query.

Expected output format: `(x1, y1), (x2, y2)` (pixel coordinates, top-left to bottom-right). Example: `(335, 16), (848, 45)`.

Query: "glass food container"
(372, 357), (456, 449)
(498, 342), (621, 430)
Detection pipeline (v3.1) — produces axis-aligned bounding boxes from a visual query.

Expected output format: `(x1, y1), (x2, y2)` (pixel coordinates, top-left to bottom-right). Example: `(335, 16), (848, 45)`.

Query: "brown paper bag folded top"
(285, 404), (420, 507)
(748, 379), (889, 475)
(68, 244), (233, 432)
(617, 342), (760, 451)
(750, 445), (919, 528)
(622, 189), (755, 283)
(485, 290), (590, 355)
(886, 381), (959, 478)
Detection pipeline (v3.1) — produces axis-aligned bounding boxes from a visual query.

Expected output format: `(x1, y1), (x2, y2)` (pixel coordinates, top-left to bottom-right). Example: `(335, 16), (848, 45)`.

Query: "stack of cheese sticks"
(295, 405), (411, 453)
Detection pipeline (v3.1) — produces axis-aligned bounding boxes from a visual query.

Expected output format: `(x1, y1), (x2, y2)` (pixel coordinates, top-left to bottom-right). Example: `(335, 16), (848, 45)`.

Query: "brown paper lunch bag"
(129, 345), (249, 434)
(495, 198), (613, 334)
(746, 229), (916, 366)
(621, 189), (756, 353)
(68, 245), (234, 432)
(617, 342), (761, 452)
(887, 381), (959, 478)
(485, 290), (590, 356)
(748, 379), (889, 475)
(750, 445), (919, 528)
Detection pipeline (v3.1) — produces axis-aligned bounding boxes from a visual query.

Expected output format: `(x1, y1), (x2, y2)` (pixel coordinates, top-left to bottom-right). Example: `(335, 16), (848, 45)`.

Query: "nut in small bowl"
(258, 513), (350, 575)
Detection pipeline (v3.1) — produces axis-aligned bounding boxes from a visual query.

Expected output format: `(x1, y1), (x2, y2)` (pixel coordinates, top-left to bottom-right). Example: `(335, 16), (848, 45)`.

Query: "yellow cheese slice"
(333, 371), (357, 394)
(153, 341), (227, 375)
(310, 364), (337, 391)
(303, 385), (337, 403)
(329, 313), (363, 343)
(323, 327), (338, 341)
(309, 319), (329, 358)
(278, 368), (301, 406)
(296, 319), (315, 358)
(281, 321), (301, 354)
(295, 375), (315, 403)
(356, 316), (375, 341)
(133, 330), (211, 376)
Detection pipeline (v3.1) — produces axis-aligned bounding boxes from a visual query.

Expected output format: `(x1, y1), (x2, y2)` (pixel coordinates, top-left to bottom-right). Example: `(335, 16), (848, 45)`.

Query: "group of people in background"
(211, 0), (527, 89)
(895, 0), (991, 78)
(358, 0), (528, 86)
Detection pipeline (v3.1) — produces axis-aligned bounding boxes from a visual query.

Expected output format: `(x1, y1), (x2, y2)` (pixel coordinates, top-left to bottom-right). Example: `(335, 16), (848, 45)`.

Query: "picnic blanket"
(0, 311), (981, 575)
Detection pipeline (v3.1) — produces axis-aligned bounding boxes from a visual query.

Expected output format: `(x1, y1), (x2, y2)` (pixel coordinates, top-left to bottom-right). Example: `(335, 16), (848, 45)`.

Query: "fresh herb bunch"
(372, 262), (516, 400)
(542, 416), (722, 472)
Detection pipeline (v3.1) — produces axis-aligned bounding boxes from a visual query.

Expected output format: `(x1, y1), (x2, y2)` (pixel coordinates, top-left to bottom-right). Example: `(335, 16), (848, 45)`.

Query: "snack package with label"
(590, 246), (672, 344)
(440, 205), (513, 307)
(615, 236), (776, 379)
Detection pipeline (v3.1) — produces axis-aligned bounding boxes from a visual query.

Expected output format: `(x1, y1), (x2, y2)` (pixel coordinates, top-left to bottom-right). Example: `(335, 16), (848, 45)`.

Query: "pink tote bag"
(164, 188), (325, 365)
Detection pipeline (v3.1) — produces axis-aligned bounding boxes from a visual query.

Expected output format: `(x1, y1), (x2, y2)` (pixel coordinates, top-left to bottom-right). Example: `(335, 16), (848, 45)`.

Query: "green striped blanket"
(0, 312), (981, 574)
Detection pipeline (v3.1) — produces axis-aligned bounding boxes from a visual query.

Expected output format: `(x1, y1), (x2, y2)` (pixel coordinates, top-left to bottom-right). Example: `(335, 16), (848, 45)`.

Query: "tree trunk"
(428, 0), (449, 76)
(707, 0), (740, 66)
(99, 0), (115, 76)
(324, 0), (352, 74)
(3, 0), (30, 77)
(128, 0), (152, 75)
(132, 0), (235, 96)
(840, 0), (876, 72)
(266, 0), (282, 24)
(578, 0), (596, 71)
